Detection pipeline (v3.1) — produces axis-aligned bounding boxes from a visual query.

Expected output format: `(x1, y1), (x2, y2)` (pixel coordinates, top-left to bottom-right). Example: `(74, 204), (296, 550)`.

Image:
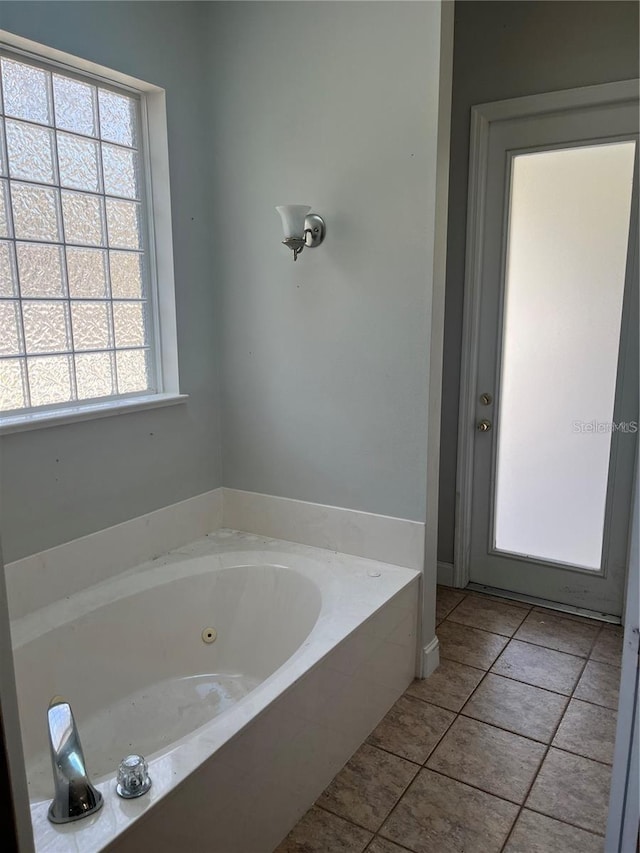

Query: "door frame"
(454, 78), (640, 590)
(605, 451), (639, 850)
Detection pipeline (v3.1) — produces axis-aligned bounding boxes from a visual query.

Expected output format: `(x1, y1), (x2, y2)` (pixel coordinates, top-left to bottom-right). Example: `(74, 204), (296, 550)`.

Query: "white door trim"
(605, 453), (639, 850)
(453, 78), (640, 588)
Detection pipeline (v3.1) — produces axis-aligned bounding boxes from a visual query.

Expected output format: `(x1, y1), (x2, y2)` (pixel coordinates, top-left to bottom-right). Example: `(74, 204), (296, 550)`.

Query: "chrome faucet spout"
(47, 696), (103, 824)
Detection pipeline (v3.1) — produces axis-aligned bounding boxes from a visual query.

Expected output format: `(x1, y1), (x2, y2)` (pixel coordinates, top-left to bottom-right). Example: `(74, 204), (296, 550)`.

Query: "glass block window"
(0, 52), (154, 414)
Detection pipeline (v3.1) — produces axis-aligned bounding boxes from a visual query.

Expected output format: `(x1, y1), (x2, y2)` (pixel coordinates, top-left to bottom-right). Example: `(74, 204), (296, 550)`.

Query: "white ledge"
(0, 393), (189, 435)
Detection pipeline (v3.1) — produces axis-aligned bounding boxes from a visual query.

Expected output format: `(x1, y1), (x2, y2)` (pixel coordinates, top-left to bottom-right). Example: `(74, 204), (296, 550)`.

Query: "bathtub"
(10, 530), (420, 853)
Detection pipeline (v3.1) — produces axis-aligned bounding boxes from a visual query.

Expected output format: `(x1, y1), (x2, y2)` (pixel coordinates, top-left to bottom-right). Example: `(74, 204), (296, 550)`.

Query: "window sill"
(0, 393), (189, 435)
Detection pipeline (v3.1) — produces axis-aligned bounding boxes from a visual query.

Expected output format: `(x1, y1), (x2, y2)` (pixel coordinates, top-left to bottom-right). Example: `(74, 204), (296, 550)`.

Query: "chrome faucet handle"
(47, 697), (103, 824)
(116, 754), (152, 799)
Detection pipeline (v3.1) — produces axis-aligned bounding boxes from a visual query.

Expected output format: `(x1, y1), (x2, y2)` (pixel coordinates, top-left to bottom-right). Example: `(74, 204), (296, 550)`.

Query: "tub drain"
(202, 627), (217, 644)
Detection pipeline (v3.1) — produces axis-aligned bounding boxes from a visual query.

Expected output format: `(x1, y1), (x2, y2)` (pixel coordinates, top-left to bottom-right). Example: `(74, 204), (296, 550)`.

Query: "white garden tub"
(10, 530), (419, 853)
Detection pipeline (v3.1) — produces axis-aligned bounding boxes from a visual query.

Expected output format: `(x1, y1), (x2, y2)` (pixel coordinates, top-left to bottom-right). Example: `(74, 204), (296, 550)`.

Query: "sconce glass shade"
(276, 205), (311, 239)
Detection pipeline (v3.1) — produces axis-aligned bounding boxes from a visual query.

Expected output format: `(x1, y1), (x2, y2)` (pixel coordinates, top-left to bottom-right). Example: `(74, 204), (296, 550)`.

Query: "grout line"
(440, 616), (600, 659)
(373, 831), (421, 852)
(436, 600), (614, 848)
(420, 711), (459, 766)
(314, 743), (423, 838)
(363, 740), (423, 767)
(549, 743), (615, 768)
(521, 804), (607, 838)
(498, 621), (606, 853)
(444, 594), (532, 635)
(313, 803), (378, 837)
(289, 601), (617, 852)
(363, 741), (423, 768)
(456, 706), (568, 748)
(367, 697), (458, 769)
(404, 692), (471, 715)
(507, 636), (601, 658)
(364, 707), (464, 844)
(366, 830), (417, 853)
(412, 667), (493, 721)
(589, 653), (624, 667)
(436, 596), (468, 623)
(415, 764), (525, 806)
(435, 650), (619, 709)
(436, 652), (501, 673)
(498, 716), (572, 848)
(416, 650), (617, 754)
(450, 663), (492, 709)
(572, 622), (610, 694)
(371, 726), (608, 843)
(366, 768), (426, 851)
(444, 616), (524, 639)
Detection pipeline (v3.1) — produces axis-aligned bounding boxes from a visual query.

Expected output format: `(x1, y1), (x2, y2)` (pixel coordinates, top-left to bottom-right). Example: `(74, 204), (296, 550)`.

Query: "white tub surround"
(222, 488), (425, 571)
(11, 531), (419, 853)
(5, 488), (426, 621)
(5, 489), (224, 620)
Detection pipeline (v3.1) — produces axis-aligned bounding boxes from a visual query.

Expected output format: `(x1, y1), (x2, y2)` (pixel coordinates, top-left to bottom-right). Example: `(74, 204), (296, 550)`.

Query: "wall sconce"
(276, 205), (326, 261)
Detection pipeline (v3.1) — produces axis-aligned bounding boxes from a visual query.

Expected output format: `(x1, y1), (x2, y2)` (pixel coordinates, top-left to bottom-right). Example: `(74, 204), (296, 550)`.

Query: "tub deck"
(11, 530), (420, 853)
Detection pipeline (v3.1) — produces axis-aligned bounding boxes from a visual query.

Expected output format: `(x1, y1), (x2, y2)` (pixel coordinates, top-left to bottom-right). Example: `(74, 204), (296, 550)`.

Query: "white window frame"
(0, 29), (186, 435)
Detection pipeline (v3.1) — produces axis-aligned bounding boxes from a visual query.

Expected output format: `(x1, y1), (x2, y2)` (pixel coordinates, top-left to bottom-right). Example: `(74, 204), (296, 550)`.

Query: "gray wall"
(438, 0), (640, 564)
(1, 1), (445, 562)
(0, 2), (222, 562)
(209, 1), (443, 523)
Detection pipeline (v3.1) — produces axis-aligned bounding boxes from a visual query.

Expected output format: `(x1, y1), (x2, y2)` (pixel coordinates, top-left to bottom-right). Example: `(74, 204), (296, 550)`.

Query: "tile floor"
(276, 586), (624, 853)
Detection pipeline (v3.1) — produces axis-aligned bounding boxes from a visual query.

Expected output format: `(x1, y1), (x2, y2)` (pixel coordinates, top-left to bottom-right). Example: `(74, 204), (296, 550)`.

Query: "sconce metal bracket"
(304, 213), (326, 249)
(280, 212), (326, 261)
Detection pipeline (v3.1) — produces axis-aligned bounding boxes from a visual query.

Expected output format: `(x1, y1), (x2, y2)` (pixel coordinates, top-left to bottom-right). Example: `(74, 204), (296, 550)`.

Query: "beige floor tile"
(526, 748), (612, 835)
(380, 768), (518, 853)
(437, 620), (508, 670)
(590, 626), (624, 666)
(436, 587), (465, 624)
(367, 695), (455, 764)
(446, 595), (528, 637)
(574, 661), (621, 709)
(317, 743), (418, 832)
(274, 805), (373, 852)
(426, 716), (545, 803)
(405, 660), (485, 712)
(461, 673), (568, 742)
(504, 809), (604, 853)
(552, 699), (618, 764)
(366, 839), (412, 853)
(490, 640), (584, 695)
(514, 610), (600, 657)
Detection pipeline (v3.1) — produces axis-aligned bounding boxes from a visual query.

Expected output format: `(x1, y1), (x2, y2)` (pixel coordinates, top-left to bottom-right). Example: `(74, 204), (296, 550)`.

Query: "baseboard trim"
(437, 560), (454, 586)
(420, 635), (440, 678)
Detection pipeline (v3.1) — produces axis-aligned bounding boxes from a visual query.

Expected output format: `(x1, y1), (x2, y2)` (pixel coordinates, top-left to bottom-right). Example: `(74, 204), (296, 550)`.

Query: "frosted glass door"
(494, 142), (636, 570)
(467, 91), (638, 616)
